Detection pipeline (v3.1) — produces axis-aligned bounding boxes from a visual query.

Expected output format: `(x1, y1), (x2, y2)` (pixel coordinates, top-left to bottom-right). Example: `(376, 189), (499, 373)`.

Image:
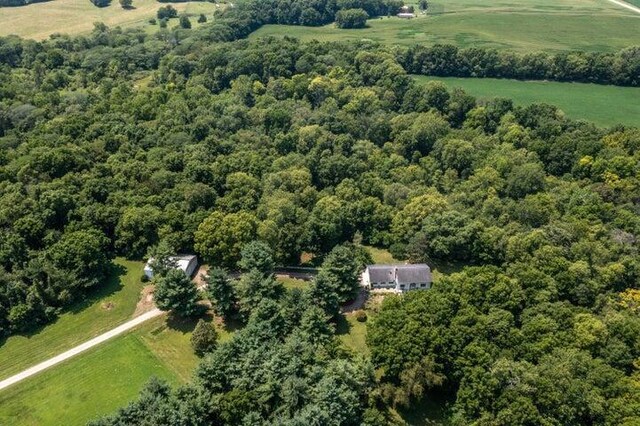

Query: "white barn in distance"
(361, 264), (432, 293)
(144, 255), (198, 279)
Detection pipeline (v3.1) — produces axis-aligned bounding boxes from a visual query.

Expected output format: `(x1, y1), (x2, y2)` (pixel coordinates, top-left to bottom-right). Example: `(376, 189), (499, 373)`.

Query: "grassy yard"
(364, 245), (402, 264)
(0, 312), (233, 426)
(0, 258), (145, 381)
(276, 275), (311, 291)
(0, 332), (177, 426)
(414, 75), (640, 128)
(337, 313), (369, 355)
(0, 0), (219, 40)
(251, 0), (640, 52)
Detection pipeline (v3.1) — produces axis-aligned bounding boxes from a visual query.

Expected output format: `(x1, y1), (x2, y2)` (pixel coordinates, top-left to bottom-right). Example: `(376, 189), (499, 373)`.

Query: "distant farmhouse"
(397, 5), (416, 18)
(361, 264), (432, 293)
(144, 255), (198, 279)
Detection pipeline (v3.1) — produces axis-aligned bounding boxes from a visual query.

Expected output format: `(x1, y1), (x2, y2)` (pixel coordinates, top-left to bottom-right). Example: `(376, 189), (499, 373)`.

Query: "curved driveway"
(0, 308), (163, 391)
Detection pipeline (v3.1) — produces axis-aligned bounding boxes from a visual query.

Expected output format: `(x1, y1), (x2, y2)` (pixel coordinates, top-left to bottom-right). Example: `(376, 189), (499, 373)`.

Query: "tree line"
(400, 44), (640, 87)
(0, 0), (49, 6)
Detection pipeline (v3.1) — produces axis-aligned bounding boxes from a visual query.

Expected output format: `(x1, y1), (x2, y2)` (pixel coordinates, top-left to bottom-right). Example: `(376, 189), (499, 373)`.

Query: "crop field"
(0, 0), (219, 40)
(414, 75), (640, 128)
(0, 259), (145, 381)
(252, 0), (640, 52)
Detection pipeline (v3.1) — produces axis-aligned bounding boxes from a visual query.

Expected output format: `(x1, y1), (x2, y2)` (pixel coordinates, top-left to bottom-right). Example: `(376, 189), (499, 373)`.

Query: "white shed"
(144, 255), (198, 279)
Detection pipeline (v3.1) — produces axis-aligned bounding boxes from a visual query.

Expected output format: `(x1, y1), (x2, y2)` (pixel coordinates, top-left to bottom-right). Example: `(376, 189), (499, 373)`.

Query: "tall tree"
(154, 269), (201, 317)
(205, 268), (237, 319)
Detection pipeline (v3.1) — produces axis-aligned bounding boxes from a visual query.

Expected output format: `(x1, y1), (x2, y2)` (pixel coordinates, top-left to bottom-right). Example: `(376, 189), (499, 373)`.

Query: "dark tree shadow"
(334, 314), (351, 336)
(395, 390), (455, 426)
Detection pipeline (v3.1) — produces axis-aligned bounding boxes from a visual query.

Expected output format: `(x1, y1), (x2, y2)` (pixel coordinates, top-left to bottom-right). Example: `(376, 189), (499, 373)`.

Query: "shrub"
(148, 18), (157, 25)
(157, 5), (177, 19)
(141, 274), (150, 283)
(179, 15), (192, 29)
(190, 319), (218, 356)
(197, 13), (207, 23)
(355, 310), (367, 322)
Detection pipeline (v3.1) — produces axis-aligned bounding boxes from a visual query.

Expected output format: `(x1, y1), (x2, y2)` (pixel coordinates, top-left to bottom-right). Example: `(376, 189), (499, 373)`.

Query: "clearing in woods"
(0, 0), (219, 40)
(414, 75), (640, 128)
(251, 0), (640, 52)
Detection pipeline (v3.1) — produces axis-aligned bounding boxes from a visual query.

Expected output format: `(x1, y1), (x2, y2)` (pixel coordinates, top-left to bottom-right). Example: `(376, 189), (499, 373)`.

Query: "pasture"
(0, 0), (218, 40)
(414, 75), (640, 127)
(252, 0), (640, 52)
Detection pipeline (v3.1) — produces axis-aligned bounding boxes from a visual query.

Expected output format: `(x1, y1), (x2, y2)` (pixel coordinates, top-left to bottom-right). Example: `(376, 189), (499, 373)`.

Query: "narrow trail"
(0, 308), (163, 391)
(606, 0), (640, 14)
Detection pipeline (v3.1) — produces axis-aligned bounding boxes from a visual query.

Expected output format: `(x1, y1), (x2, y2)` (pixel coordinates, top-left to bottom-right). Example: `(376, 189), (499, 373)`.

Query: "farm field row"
(414, 75), (640, 128)
(0, 0), (218, 40)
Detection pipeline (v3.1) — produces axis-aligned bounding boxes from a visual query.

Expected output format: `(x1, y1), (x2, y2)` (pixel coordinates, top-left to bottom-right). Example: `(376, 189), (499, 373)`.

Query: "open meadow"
(414, 75), (640, 127)
(252, 0), (640, 52)
(0, 0), (218, 40)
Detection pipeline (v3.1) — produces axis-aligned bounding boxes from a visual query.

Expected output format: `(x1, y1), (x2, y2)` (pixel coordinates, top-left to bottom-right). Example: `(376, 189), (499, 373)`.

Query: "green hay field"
(0, 0), (218, 40)
(414, 75), (640, 128)
(251, 0), (640, 52)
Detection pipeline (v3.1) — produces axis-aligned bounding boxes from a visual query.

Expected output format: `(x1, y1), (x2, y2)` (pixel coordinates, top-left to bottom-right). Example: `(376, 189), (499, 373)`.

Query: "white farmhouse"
(361, 264), (432, 293)
(144, 255), (198, 279)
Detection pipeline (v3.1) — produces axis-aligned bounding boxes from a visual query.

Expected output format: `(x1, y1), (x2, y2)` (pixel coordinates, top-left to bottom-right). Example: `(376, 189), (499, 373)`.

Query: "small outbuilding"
(397, 12), (416, 18)
(144, 255), (198, 279)
(361, 264), (432, 293)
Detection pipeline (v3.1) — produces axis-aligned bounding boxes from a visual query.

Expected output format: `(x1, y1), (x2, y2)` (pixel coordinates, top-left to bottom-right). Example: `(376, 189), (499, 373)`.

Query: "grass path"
(414, 76), (640, 127)
(0, 258), (145, 381)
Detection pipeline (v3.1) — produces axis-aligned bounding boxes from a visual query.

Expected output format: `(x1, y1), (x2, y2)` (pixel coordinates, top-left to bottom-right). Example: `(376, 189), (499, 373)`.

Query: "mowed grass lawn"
(0, 313), (232, 425)
(0, 0), (219, 40)
(252, 0), (640, 52)
(0, 258), (145, 381)
(0, 331), (178, 426)
(414, 75), (640, 128)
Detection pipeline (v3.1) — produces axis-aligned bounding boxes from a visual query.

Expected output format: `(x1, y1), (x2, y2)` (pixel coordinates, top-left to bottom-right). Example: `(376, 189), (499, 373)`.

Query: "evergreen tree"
(205, 268), (237, 319)
(154, 269), (201, 317)
(190, 319), (218, 356)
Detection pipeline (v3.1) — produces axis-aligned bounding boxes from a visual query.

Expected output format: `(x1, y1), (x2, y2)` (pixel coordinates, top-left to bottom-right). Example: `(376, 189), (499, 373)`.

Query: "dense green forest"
(1, 0), (640, 423)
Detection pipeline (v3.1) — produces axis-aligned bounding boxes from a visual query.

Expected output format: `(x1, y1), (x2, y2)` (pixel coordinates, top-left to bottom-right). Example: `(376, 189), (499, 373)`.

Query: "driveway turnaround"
(0, 308), (163, 391)
(608, 0), (640, 14)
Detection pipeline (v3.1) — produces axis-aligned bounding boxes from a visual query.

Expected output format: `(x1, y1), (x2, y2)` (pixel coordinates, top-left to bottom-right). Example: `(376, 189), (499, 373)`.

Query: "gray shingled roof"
(395, 264), (431, 284)
(366, 264), (431, 284)
(368, 265), (396, 283)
